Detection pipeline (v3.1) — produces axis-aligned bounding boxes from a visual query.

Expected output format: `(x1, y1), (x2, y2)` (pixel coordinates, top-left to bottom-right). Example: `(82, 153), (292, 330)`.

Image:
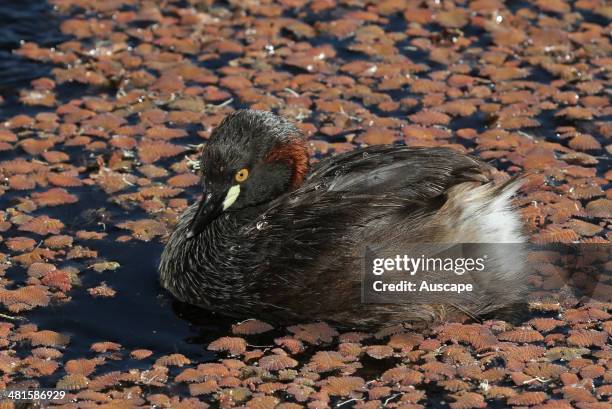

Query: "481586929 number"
(1, 389), (67, 402)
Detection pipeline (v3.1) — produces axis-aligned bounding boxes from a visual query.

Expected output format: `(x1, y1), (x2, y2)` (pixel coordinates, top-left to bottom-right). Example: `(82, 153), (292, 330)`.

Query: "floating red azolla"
(232, 319), (274, 335)
(208, 337), (247, 356)
(18, 216), (65, 235)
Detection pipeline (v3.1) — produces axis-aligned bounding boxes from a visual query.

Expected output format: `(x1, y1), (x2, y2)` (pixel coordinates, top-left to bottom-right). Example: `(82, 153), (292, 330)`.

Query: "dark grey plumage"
(159, 110), (527, 328)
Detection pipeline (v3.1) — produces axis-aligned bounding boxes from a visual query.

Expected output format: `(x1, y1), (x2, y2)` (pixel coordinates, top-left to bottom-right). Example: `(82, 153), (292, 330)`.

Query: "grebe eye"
(235, 168), (249, 182)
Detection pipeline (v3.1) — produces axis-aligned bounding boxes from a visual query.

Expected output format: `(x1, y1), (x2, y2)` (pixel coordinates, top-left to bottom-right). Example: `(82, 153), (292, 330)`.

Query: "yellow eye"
(235, 168), (249, 182)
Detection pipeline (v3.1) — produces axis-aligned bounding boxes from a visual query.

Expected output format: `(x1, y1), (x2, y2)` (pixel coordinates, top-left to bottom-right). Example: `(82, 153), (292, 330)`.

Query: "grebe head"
(186, 110), (308, 238)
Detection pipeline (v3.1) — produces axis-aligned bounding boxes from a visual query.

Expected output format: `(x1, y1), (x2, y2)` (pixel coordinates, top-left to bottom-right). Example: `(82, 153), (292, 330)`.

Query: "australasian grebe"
(159, 110), (527, 328)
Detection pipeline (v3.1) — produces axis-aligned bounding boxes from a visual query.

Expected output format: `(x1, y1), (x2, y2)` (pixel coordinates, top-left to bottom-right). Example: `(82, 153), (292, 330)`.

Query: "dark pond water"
(0, 1), (64, 87)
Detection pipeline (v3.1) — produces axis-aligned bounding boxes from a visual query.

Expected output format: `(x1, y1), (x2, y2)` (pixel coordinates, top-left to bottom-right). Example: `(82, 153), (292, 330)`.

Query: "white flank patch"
(460, 182), (525, 244)
(223, 185), (241, 210)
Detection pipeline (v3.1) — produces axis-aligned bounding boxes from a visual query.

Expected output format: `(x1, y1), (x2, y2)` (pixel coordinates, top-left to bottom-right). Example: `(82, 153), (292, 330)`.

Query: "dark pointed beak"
(185, 192), (224, 239)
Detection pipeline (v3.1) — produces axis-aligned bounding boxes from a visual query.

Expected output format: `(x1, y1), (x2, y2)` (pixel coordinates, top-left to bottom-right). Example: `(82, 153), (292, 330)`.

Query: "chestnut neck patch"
(265, 139), (309, 188)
